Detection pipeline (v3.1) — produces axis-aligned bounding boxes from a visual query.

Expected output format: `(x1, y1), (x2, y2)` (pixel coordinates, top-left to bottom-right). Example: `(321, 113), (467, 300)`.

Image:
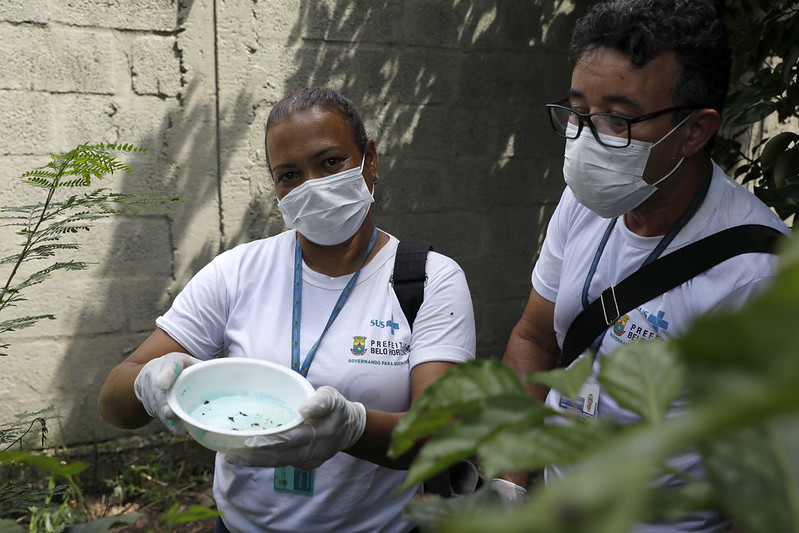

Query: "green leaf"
(478, 417), (618, 479)
(526, 352), (594, 403)
(598, 341), (685, 424)
(403, 484), (501, 530)
(65, 514), (142, 533)
(166, 504), (221, 525)
(402, 395), (546, 488)
(761, 132), (798, 171)
(0, 519), (24, 533)
(773, 146), (799, 188)
(783, 46), (799, 86)
(390, 359), (525, 457)
(0, 451), (87, 476)
(701, 418), (799, 533)
(728, 101), (778, 127)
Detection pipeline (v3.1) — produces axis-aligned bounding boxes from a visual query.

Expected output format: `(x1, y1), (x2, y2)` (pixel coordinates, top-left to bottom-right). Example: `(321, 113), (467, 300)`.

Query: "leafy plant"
(391, 231), (799, 533)
(716, 0), (799, 221)
(0, 143), (183, 355)
(0, 144), (187, 531)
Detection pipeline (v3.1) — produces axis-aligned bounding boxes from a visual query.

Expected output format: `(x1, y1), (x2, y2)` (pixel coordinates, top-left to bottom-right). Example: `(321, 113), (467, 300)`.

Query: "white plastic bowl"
(166, 358), (315, 453)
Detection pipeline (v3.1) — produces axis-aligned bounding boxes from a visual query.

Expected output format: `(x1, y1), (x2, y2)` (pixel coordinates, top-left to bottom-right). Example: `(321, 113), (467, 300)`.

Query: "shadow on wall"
(277, 1), (586, 357)
(53, 0), (589, 444)
(55, 84), (251, 444)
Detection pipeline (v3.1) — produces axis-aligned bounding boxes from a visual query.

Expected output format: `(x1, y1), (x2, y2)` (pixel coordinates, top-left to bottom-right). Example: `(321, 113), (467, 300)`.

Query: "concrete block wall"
(1, 0), (582, 445)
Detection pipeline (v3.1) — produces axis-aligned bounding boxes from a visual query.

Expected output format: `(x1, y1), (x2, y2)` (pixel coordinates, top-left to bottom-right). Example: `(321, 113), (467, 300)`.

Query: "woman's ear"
(365, 139), (378, 179)
(681, 109), (721, 157)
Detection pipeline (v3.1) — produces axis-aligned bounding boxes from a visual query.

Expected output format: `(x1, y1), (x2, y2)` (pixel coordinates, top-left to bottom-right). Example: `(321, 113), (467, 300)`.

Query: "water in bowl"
(189, 392), (299, 432)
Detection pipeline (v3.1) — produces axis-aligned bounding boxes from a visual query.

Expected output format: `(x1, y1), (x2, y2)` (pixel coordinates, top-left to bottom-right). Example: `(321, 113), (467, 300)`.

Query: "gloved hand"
(489, 478), (527, 507)
(225, 385), (367, 470)
(133, 352), (201, 434)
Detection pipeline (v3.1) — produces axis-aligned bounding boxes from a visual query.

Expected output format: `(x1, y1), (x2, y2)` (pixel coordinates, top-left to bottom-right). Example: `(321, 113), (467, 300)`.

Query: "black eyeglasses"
(546, 97), (697, 148)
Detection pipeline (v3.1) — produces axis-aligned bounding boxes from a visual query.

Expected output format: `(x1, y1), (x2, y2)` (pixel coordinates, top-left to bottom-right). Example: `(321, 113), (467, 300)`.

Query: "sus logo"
(351, 336), (367, 355)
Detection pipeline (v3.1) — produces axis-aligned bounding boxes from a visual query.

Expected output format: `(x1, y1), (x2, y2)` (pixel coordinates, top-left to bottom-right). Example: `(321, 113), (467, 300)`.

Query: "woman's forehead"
(266, 108), (357, 160)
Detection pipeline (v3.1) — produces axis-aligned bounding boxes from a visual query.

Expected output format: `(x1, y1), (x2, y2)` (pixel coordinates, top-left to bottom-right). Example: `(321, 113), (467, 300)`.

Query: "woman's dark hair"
(569, 0), (731, 120)
(265, 88), (368, 171)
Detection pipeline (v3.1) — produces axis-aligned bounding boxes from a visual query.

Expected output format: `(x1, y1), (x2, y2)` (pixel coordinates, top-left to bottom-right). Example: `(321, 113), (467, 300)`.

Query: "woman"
(98, 87), (477, 532)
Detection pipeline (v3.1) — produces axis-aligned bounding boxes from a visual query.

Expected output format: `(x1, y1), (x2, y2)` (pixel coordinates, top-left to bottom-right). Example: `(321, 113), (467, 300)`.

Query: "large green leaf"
(728, 101), (778, 127)
(402, 395), (546, 489)
(402, 484), (501, 531)
(599, 341), (685, 424)
(166, 504), (221, 526)
(0, 451), (87, 477)
(761, 132), (799, 171)
(702, 417), (799, 533)
(526, 351), (593, 403)
(391, 359), (525, 457)
(0, 520), (23, 533)
(66, 514), (142, 533)
(478, 417), (618, 479)
(439, 422), (668, 533)
(774, 146), (799, 188)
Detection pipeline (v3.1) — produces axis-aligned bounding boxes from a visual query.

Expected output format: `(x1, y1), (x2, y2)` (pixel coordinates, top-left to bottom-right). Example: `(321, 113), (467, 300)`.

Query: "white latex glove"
(489, 478), (527, 507)
(133, 351), (201, 434)
(225, 385), (367, 470)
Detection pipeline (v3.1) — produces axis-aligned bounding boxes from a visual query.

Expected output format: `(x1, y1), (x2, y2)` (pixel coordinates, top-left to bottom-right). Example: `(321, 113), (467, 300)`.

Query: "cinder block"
(0, 26), (116, 94)
(52, 93), (177, 178)
(293, 0), (401, 44)
(80, 216), (173, 278)
(5, 275), (127, 337)
(402, 0), (461, 48)
(251, 0), (301, 43)
(0, 0), (48, 23)
(52, 0), (178, 32)
(132, 36), (182, 96)
(0, 91), (54, 155)
(122, 278), (174, 331)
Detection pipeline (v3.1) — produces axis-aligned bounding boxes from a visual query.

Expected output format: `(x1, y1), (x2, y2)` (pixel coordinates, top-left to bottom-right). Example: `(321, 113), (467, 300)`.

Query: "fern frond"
(18, 261), (89, 288)
(1, 244), (82, 265)
(0, 482), (64, 512)
(103, 143), (149, 153)
(0, 315), (55, 335)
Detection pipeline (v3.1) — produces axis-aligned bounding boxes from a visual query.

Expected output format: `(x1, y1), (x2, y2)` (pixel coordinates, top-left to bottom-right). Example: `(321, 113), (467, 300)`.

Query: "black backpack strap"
(560, 224), (784, 367)
(392, 241), (432, 329)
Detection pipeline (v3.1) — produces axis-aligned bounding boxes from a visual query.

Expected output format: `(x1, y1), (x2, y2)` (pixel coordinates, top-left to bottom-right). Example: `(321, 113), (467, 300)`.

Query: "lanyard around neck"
(290, 226), (378, 378)
(580, 171), (712, 352)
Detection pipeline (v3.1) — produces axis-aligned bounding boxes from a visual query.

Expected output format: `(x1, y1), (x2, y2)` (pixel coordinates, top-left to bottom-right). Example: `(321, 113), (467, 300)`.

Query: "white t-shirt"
(535, 162), (787, 532)
(156, 229), (476, 533)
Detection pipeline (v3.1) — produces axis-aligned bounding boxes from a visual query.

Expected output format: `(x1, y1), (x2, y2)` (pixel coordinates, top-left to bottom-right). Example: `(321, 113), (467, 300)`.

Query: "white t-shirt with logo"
(156, 229), (476, 533)
(535, 162), (787, 532)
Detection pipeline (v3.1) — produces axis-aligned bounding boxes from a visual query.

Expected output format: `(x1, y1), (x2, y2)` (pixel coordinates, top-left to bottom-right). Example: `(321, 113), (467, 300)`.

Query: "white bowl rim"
(166, 358), (314, 437)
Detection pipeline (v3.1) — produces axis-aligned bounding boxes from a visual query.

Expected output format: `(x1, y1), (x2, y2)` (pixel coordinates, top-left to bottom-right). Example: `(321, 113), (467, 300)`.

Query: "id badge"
(274, 466), (314, 496)
(558, 379), (600, 418)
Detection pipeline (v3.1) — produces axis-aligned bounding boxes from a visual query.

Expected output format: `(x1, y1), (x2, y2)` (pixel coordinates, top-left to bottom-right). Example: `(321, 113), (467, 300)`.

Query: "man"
(497, 0), (788, 530)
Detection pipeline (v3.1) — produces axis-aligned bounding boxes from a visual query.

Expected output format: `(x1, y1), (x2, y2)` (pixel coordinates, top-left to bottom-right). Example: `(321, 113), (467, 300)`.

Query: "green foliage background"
(716, 0), (799, 221)
(392, 230), (799, 532)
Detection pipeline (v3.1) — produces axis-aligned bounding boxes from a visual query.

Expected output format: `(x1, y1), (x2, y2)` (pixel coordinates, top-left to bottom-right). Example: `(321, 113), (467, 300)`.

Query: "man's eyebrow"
(567, 89), (642, 111)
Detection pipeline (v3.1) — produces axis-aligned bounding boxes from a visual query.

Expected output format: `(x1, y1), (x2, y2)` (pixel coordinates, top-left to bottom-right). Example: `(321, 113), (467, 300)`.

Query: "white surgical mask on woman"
(277, 155), (374, 245)
(562, 114), (692, 218)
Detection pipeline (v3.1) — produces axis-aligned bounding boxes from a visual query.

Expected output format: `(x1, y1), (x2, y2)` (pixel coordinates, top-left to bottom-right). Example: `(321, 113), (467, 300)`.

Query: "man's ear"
(681, 109), (721, 157)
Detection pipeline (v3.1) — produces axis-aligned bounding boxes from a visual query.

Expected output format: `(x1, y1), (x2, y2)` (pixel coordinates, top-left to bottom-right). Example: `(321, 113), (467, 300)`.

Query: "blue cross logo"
(647, 310), (669, 332)
(387, 319), (399, 335)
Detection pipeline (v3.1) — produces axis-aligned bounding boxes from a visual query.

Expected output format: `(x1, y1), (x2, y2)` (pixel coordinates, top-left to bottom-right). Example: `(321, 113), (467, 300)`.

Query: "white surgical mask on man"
(562, 114), (692, 218)
(277, 155), (374, 245)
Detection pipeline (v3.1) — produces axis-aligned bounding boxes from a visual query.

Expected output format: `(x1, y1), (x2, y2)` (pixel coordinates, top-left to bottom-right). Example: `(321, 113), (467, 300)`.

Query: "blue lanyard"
(290, 226), (378, 377)
(581, 172), (712, 353)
